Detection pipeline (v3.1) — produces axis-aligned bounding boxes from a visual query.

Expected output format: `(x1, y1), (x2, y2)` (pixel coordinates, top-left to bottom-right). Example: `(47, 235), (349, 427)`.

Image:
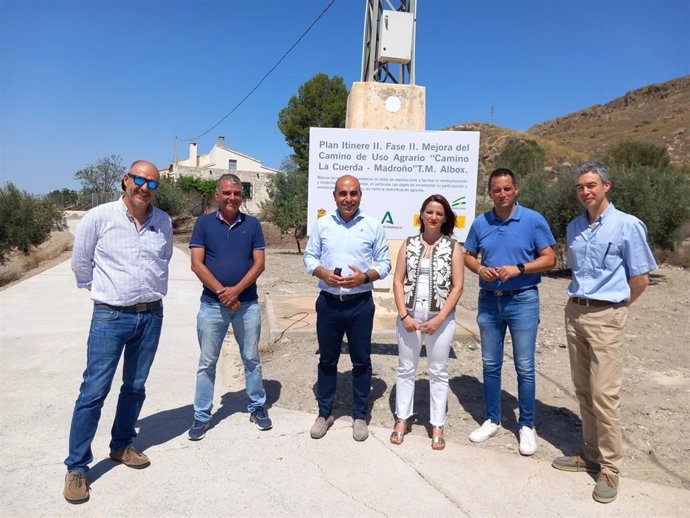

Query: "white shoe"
(469, 419), (501, 443)
(519, 426), (538, 456)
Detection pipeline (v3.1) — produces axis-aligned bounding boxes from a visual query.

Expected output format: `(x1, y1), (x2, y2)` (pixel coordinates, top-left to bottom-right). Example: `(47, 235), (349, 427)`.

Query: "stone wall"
(172, 166), (276, 215)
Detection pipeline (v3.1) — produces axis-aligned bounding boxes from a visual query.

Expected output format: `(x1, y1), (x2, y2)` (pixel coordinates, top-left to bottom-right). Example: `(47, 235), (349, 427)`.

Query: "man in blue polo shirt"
(464, 168), (556, 456)
(187, 173), (271, 440)
(304, 175), (390, 441)
(552, 162), (656, 504)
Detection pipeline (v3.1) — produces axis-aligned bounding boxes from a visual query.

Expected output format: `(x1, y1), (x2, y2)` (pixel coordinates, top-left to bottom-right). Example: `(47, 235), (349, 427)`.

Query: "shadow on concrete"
(88, 403), (195, 484)
(372, 342), (459, 359)
(136, 404), (195, 449)
(449, 374), (583, 453)
(212, 379), (283, 427)
(310, 373), (388, 422)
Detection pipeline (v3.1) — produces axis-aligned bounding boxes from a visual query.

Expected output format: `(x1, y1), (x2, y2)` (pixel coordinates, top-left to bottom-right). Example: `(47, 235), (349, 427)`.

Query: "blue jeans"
(315, 292), (375, 420)
(477, 288), (540, 428)
(194, 300), (266, 421)
(65, 305), (163, 473)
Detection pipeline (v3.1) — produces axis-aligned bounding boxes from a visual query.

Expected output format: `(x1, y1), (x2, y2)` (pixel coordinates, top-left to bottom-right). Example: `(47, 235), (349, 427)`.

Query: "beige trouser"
(565, 300), (628, 475)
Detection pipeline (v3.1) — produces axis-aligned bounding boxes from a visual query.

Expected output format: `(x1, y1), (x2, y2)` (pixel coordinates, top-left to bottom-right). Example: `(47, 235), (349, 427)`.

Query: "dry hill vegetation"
(528, 75), (690, 166)
(448, 75), (690, 176)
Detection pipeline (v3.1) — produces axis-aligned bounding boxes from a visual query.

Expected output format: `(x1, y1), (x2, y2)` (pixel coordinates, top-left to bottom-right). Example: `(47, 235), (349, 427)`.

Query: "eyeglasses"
(127, 173), (160, 189)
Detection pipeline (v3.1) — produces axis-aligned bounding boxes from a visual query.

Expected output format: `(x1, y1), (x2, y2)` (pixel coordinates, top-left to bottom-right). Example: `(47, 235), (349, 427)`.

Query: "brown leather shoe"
(64, 472), (90, 504)
(109, 445), (150, 469)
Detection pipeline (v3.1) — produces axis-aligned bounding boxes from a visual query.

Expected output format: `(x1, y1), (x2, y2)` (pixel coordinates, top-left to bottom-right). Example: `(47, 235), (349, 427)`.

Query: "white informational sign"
(307, 127), (480, 241)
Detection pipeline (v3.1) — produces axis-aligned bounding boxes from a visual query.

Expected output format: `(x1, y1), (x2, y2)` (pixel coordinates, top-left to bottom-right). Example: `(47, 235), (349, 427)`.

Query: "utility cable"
(182, 0), (337, 142)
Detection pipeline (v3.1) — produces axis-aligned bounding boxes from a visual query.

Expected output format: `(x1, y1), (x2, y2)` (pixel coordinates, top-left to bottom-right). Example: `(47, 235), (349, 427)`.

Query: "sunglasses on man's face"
(127, 173), (160, 189)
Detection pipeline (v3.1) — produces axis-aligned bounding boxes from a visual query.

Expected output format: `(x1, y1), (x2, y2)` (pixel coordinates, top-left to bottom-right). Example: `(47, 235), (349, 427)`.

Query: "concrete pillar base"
(346, 82), (426, 130)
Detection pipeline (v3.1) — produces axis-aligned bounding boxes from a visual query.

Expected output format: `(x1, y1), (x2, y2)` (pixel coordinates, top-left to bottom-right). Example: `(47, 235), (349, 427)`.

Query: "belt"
(95, 300), (162, 313)
(569, 297), (616, 308)
(480, 287), (536, 297)
(320, 290), (371, 302)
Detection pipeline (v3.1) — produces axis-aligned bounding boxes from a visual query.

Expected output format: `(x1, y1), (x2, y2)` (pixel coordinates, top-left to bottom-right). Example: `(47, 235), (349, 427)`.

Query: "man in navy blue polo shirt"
(187, 173), (271, 440)
(464, 168), (556, 456)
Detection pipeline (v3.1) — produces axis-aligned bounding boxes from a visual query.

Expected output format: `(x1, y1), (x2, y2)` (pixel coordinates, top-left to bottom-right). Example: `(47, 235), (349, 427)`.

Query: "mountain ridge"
(449, 74), (690, 172)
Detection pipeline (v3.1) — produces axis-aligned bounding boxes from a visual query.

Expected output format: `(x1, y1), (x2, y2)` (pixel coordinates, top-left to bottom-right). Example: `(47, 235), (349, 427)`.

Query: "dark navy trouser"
(315, 291), (374, 420)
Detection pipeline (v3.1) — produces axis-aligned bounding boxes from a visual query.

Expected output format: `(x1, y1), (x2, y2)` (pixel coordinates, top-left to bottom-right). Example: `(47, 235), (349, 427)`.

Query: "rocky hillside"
(527, 75), (690, 165)
(447, 75), (690, 175)
(447, 121), (586, 176)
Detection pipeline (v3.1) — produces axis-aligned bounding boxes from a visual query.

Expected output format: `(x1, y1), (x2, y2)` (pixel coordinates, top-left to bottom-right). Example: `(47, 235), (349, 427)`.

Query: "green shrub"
(0, 183), (66, 263)
(609, 165), (690, 250)
(519, 164), (690, 253)
(153, 179), (191, 216)
(261, 160), (308, 252)
(177, 176), (218, 213)
(604, 141), (671, 170)
(518, 171), (581, 242)
(495, 138), (546, 176)
(45, 188), (80, 209)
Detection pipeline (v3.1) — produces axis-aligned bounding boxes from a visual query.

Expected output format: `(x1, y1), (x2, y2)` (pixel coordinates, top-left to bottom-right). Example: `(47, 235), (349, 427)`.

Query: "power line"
(181, 0), (337, 142)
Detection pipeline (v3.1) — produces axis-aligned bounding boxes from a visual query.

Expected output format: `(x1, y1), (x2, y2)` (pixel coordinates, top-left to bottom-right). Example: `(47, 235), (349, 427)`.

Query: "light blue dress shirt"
(304, 209), (391, 295)
(567, 203), (657, 303)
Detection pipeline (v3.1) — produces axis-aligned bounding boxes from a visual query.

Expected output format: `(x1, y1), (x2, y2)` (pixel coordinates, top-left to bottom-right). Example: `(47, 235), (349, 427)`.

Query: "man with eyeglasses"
(187, 173), (272, 441)
(552, 161), (657, 504)
(303, 175), (390, 441)
(64, 160), (172, 504)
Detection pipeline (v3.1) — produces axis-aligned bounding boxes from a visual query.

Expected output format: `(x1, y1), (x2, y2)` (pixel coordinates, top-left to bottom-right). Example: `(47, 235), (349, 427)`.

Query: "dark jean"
(65, 305), (163, 473)
(315, 292), (375, 420)
(477, 288), (540, 428)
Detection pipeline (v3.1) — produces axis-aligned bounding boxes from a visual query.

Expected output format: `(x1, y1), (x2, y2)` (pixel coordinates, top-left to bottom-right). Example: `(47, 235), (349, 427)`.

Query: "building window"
(242, 182), (253, 199)
(228, 159), (237, 170)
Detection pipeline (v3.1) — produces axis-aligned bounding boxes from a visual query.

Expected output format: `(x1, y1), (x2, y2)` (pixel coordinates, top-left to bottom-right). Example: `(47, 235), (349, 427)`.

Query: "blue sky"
(1, 0), (688, 194)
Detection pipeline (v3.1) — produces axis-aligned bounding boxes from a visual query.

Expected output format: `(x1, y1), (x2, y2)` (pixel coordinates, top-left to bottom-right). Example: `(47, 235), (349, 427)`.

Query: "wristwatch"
(517, 263), (526, 275)
(363, 272), (371, 285)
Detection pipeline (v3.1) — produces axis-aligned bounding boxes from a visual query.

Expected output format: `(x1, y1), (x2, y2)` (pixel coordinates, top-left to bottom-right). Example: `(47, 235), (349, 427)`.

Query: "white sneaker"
(519, 426), (538, 455)
(469, 419), (501, 443)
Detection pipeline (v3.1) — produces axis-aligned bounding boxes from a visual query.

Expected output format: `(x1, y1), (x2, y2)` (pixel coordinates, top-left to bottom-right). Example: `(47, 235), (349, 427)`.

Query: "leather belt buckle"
(135, 302), (148, 312)
(494, 290), (504, 296)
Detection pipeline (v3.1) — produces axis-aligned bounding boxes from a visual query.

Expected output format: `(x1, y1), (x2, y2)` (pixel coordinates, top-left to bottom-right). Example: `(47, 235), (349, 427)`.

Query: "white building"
(163, 136), (280, 214)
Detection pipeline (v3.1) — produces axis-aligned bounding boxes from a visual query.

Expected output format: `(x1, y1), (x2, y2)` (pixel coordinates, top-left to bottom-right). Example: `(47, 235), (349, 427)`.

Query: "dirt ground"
(7, 226), (689, 490)
(244, 247), (690, 491)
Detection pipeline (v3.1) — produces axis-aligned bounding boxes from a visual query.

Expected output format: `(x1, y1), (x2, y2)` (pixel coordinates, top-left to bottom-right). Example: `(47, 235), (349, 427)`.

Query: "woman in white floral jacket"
(391, 194), (464, 449)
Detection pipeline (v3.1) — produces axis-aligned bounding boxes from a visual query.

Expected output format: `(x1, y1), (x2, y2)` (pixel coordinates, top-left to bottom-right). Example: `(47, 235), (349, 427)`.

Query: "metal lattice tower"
(361, 0), (417, 84)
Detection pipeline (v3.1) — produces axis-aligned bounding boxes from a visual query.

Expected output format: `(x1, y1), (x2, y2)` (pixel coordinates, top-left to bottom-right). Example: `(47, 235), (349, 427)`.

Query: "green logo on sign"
(381, 211), (394, 225)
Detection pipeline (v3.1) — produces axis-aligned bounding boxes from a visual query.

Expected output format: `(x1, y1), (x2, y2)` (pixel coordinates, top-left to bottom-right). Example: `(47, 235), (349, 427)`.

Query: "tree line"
(2, 73), (688, 266)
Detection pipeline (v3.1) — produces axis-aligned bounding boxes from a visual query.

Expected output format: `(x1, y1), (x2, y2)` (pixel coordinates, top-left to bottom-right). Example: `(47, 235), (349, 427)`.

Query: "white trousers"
(395, 303), (455, 426)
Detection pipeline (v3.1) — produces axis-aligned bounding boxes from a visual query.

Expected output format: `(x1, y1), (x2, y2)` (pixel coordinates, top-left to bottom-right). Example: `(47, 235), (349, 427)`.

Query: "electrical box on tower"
(376, 10), (414, 64)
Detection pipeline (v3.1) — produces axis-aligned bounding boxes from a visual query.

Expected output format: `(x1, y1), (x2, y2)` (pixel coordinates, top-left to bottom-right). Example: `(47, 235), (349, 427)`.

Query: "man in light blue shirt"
(304, 175), (390, 441)
(552, 161), (657, 504)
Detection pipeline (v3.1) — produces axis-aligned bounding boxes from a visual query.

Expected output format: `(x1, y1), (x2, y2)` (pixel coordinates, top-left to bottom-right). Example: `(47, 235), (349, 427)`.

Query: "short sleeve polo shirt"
(464, 204), (556, 291)
(189, 211), (265, 303)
